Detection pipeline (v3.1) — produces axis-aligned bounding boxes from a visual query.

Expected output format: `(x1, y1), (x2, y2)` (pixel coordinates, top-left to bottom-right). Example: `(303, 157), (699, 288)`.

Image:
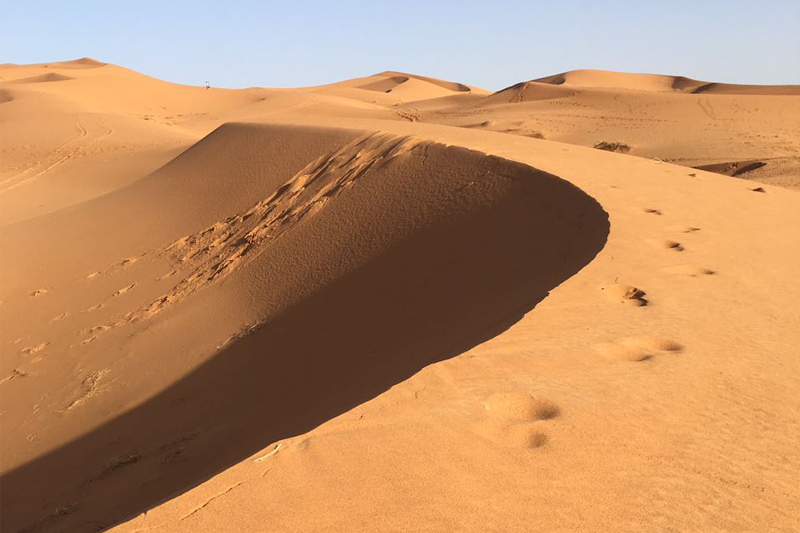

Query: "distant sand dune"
(482, 81), (575, 104)
(375, 71), (473, 93)
(532, 69), (800, 95)
(357, 75), (410, 92)
(308, 71), (484, 104)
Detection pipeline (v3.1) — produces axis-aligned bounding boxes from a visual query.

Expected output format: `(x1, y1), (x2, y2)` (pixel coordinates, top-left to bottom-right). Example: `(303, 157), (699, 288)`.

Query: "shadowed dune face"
(376, 71), (472, 93)
(483, 81), (575, 104)
(357, 75), (410, 92)
(0, 129), (608, 533)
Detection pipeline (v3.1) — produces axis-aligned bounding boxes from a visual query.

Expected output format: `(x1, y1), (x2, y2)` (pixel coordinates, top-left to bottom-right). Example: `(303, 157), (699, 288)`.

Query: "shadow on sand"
(2, 154), (609, 533)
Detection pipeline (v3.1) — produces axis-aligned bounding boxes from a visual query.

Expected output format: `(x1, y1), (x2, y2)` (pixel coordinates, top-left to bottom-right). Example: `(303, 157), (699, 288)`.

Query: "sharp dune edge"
(1, 60), (799, 533)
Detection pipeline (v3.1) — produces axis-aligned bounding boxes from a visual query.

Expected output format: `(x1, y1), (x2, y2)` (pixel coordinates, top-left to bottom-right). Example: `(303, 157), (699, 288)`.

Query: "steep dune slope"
(0, 123), (608, 533)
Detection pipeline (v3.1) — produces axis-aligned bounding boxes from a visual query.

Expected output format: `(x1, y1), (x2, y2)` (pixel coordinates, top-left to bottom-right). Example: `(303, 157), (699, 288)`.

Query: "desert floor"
(1, 59), (799, 533)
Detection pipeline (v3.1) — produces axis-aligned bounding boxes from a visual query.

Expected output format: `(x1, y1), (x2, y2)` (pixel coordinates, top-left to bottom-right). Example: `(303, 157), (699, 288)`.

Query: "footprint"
(112, 283), (136, 297)
(624, 337), (683, 352)
(85, 303), (103, 312)
(0, 369), (28, 384)
(528, 431), (549, 448)
(157, 270), (177, 281)
(50, 313), (68, 323)
(87, 325), (111, 335)
(662, 265), (715, 277)
(666, 225), (700, 233)
(103, 453), (143, 475)
(20, 343), (49, 356)
(107, 256), (141, 273)
(167, 236), (190, 252)
(642, 208), (662, 215)
(86, 271), (101, 280)
(500, 424), (550, 449)
(647, 239), (683, 251)
(65, 369), (109, 410)
(751, 187), (766, 193)
(483, 392), (561, 421)
(29, 288), (49, 297)
(600, 283), (647, 306)
(595, 342), (652, 362)
(480, 392), (561, 449)
(595, 336), (683, 362)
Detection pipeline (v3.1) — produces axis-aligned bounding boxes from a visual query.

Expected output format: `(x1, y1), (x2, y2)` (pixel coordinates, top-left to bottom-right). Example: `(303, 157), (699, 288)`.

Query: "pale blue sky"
(2, 0), (798, 90)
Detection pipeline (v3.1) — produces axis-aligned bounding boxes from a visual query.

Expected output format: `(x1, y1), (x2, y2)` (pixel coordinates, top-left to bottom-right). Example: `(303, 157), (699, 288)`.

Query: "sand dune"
(375, 71), (474, 92)
(533, 69), (800, 95)
(357, 74), (410, 92)
(482, 80), (577, 104)
(307, 70), (487, 105)
(0, 122), (607, 532)
(1, 60), (799, 533)
(416, 71), (800, 189)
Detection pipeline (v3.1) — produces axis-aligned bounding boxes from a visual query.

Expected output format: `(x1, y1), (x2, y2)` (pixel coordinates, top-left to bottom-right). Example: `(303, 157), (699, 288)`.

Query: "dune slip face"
(0, 125), (608, 533)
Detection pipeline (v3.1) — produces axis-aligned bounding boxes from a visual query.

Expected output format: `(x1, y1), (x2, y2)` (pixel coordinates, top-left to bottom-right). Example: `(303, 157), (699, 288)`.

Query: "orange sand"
(1, 60), (799, 532)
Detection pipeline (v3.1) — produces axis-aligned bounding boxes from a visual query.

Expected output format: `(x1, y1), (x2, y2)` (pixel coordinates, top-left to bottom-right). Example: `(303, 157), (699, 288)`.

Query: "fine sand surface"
(1, 60), (799, 532)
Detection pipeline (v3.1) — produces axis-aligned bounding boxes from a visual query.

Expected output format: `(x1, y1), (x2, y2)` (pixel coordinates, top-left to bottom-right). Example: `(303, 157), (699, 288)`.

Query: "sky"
(2, 0), (798, 91)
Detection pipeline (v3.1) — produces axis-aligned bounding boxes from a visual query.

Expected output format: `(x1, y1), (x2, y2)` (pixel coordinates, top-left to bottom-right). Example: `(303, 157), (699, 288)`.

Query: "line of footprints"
(597, 206), (714, 362)
(475, 205), (716, 451)
(481, 205), (719, 450)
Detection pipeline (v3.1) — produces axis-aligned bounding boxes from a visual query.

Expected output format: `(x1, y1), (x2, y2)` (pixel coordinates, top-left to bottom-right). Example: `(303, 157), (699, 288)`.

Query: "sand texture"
(1, 60), (799, 533)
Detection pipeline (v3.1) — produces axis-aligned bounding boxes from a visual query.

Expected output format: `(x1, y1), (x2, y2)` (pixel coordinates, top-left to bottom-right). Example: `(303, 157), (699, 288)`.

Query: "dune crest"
(374, 71), (473, 92)
(44, 57), (108, 69)
(0, 123), (608, 532)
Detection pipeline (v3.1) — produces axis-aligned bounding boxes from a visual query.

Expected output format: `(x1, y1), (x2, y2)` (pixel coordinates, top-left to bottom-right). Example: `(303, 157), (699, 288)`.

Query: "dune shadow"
(1, 145), (609, 533)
